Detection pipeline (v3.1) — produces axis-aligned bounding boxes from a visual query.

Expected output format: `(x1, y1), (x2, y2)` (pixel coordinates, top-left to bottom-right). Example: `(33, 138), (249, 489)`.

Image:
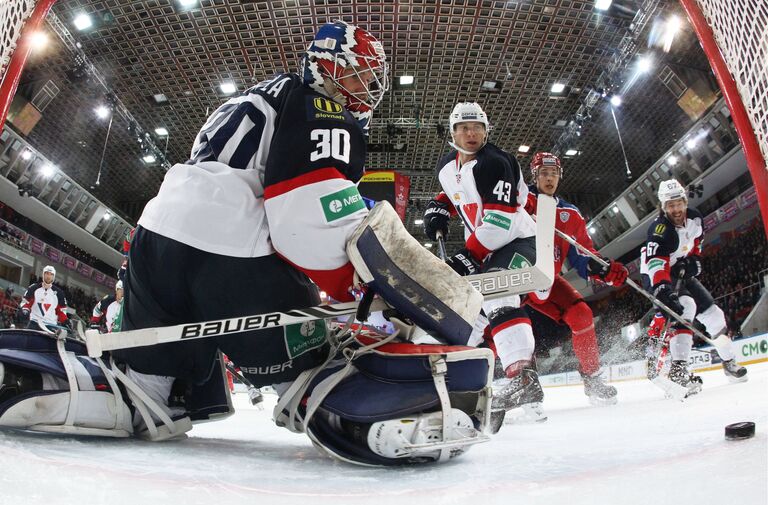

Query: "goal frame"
(679, 0), (768, 236)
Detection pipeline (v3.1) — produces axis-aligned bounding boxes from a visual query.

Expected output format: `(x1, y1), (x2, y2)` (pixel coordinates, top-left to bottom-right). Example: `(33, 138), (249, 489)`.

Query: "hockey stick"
(435, 231), (448, 262)
(85, 197), (556, 357)
(224, 360), (263, 406)
(554, 229), (726, 348)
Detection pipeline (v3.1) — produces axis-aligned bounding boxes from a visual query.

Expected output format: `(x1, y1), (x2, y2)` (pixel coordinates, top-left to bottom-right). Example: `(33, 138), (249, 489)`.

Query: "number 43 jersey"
(435, 143), (535, 261)
(139, 73), (368, 301)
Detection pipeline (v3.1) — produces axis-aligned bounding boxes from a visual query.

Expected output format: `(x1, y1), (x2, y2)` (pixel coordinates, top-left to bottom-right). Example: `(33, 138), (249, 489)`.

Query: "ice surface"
(1, 362), (766, 505)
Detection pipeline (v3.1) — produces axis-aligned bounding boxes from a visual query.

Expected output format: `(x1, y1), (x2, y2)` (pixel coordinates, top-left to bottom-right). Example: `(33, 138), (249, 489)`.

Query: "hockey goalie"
(0, 21), (553, 466)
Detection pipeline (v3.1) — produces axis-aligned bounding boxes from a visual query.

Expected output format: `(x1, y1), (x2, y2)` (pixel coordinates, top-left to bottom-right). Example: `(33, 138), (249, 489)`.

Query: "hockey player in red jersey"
(524, 152), (628, 405)
(640, 179), (747, 392)
(423, 102), (545, 426)
(0, 21), (493, 466)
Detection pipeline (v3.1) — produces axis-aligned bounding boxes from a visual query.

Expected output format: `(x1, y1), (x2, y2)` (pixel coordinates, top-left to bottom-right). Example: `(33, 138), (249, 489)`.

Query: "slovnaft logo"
(320, 186), (367, 222)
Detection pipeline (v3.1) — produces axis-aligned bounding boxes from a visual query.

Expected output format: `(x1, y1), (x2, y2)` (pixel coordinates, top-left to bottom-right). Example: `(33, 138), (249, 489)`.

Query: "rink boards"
(540, 332), (768, 388)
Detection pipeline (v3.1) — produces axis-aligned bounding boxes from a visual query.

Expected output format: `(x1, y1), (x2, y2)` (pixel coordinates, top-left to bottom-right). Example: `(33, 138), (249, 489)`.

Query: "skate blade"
(725, 374), (748, 384)
(504, 403), (548, 425)
(587, 395), (618, 407)
(651, 376), (688, 402)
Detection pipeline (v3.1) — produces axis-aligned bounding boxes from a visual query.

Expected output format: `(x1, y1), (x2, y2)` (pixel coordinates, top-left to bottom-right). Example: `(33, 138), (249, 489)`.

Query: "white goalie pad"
(346, 201), (483, 345)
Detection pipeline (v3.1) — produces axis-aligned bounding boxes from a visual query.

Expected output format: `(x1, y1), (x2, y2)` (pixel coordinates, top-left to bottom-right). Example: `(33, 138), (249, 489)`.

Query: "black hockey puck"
(724, 422), (755, 440)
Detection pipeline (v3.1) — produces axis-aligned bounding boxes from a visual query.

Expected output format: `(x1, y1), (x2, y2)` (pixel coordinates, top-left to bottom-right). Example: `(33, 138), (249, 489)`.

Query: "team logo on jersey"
(508, 253), (532, 270)
(482, 212), (511, 230)
(320, 186), (367, 222)
(310, 97), (345, 121)
(654, 224), (666, 236)
(285, 320), (327, 359)
(37, 302), (52, 314)
(559, 211), (570, 223)
(314, 98), (343, 113)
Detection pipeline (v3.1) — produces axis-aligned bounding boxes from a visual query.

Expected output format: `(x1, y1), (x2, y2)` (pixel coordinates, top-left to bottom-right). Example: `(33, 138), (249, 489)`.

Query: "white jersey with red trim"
(640, 207), (704, 288)
(138, 73), (368, 301)
(435, 143), (535, 261)
(21, 282), (68, 327)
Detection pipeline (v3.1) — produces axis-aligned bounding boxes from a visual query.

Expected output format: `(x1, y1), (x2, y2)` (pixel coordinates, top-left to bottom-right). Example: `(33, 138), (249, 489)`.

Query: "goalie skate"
(366, 408), (483, 461)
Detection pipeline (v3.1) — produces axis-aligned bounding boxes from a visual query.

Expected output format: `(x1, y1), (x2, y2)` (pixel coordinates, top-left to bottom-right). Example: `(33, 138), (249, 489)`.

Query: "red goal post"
(680, 0), (768, 236)
(0, 0), (57, 132)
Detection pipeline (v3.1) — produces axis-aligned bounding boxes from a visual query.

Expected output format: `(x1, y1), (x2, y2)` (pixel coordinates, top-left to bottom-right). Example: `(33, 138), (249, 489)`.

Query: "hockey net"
(680, 0), (768, 235)
(692, 0), (768, 166)
(0, 0), (57, 130)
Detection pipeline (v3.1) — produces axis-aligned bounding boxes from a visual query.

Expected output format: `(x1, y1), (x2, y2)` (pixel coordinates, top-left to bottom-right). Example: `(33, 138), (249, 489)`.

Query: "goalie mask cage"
(0, 0), (766, 232)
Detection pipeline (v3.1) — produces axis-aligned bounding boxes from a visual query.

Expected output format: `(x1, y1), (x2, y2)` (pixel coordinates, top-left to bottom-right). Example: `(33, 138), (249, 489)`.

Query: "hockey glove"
(446, 249), (481, 277)
(587, 257), (628, 286)
(17, 308), (30, 322)
(653, 283), (684, 316)
(671, 256), (702, 280)
(423, 199), (451, 241)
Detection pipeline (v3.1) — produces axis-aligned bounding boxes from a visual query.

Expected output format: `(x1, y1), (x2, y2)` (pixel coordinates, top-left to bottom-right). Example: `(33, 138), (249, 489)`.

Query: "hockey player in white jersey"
(423, 102), (544, 428)
(17, 265), (70, 331)
(641, 179), (747, 394)
(0, 21), (494, 466)
(89, 281), (124, 333)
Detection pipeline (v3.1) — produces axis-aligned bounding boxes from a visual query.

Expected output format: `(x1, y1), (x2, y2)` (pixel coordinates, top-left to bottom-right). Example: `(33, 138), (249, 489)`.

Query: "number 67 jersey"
(138, 72), (368, 302)
(435, 143), (535, 261)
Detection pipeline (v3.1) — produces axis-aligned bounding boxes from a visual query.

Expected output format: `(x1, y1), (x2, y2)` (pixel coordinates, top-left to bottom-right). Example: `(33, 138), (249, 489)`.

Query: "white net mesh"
(694, 0), (768, 165)
(0, 0), (38, 82)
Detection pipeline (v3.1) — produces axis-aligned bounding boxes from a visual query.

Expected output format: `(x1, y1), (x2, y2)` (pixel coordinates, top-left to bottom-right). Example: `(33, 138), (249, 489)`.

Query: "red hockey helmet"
(530, 152), (562, 179)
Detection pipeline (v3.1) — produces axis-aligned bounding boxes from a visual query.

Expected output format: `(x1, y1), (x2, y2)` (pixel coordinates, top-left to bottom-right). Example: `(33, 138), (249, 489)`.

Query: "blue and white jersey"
(138, 73), (369, 301)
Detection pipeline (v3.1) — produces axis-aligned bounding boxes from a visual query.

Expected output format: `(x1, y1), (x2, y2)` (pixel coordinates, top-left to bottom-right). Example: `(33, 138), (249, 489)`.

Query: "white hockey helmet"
(115, 280), (123, 290)
(657, 179), (687, 206)
(43, 265), (56, 277)
(448, 102), (489, 155)
(449, 102), (489, 132)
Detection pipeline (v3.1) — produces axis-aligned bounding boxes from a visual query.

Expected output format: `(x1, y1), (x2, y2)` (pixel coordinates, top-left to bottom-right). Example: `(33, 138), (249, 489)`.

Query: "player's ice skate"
(490, 366), (547, 430)
(722, 359), (748, 383)
(668, 360), (702, 398)
(581, 371), (618, 406)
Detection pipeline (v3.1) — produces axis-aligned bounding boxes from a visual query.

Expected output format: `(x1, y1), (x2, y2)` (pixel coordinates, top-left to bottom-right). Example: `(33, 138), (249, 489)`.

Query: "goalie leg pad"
(347, 201), (483, 345)
(0, 330), (133, 437)
(303, 340), (494, 466)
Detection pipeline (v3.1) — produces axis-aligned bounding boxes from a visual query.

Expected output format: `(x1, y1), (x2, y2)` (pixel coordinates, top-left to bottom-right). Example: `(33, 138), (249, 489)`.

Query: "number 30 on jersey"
(310, 128), (350, 163)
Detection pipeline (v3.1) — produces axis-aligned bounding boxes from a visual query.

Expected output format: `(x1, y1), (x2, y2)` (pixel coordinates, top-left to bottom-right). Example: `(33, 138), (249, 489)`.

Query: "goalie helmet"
(301, 21), (389, 131)
(657, 179), (687, 206)
(530, 152), (562, 179)
(448, 102), (489, 155)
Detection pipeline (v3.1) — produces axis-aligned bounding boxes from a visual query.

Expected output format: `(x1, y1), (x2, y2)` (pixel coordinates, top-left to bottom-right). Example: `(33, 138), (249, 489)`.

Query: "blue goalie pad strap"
(355, 227), (473, 345)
